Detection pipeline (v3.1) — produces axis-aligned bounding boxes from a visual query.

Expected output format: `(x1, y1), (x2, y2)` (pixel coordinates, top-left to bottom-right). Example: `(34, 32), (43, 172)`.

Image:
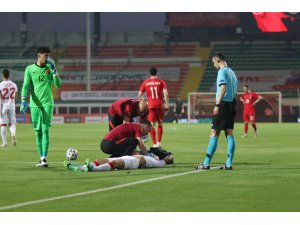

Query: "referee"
(196, 52), (238, 170)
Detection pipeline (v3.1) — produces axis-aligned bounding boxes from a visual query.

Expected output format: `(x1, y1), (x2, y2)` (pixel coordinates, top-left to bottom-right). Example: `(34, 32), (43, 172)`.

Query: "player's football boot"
(220, 164), (233, 170)
(63, 160), (81, 172)
(195, 163), (210, 170)
(254, 130), (259, 137)
(36, 158), (48, 167)
(241, 134), (248, 138)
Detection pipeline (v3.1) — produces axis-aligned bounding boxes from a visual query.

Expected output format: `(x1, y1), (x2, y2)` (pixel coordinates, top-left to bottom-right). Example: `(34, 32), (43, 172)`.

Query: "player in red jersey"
(138, 67), (169, 147)
(240, 85), (263, 138)
(100, 120), (152, 157)
(108, 98), (149, 131)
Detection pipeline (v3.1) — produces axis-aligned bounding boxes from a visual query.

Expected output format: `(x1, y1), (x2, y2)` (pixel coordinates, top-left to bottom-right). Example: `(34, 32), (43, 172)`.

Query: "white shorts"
(143, 156), (166, 168)
(108, 156), (139, 170)
(0, 108), (16, 125)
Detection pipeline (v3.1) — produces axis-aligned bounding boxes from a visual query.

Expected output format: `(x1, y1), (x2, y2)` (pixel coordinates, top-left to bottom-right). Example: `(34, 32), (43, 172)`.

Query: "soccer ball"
(66, 148), (78, 160)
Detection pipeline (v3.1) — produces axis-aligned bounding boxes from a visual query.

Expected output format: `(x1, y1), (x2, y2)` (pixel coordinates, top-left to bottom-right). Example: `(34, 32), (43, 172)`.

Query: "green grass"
(0, 123), (299, 212)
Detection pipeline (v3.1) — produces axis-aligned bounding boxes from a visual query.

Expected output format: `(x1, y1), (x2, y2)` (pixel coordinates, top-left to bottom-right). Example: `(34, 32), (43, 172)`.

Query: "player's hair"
(2, 69), (9, 78)
(213, 52), (226, 62)
(243, 85), (249, 88)
(149, 67), (157, 76)
(140, 119), (152, 127)
(37, 46), (51, 54)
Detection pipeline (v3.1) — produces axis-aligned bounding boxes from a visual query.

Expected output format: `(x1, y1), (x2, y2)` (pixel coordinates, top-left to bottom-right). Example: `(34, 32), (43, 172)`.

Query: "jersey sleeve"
(217, 70), (227, 86)
(252, 92), (259, 101)
(124, 102), (133, 118)
(134, 125), (143, 138)
(21, 66), (31, 98)
(53, 75), (62, 88)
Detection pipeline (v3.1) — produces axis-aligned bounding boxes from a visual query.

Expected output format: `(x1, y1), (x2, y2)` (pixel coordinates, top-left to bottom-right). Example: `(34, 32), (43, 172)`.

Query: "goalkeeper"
(20, 46), (61, 167)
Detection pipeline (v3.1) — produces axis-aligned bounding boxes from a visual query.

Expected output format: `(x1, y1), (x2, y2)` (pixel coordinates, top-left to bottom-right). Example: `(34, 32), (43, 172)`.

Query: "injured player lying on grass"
(64, 153), (173, 172)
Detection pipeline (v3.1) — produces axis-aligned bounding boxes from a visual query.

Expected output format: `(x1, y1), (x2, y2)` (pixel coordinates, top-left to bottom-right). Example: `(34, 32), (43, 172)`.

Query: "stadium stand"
(198, 42), (300, 97)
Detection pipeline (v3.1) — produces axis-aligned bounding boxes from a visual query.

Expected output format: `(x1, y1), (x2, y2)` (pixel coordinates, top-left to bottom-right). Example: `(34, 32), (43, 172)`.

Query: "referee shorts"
(212, 100), (236, 131)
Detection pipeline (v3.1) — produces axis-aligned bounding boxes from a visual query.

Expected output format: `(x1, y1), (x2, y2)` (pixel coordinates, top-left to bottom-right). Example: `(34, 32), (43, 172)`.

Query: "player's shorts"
(0, 108), (16, 125)
(108, 156), (139, 170)
(243, 109), (255, 122)
(212, 100), (236, 131)
(148, 108), (164, 123)
(143, 156), (166, 168)
(30, 106), (53, 131)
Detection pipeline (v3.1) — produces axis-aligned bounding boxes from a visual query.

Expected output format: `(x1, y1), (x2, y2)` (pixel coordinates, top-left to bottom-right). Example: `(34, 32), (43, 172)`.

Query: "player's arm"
(163, 88), (169, 112)
(20, 67), (30, 113)
(214, 84), (226, 115)
(240, 96), (244, 103)
(136, 137), (148, 156)
(123, 103), (132, 122)
(252, 95), (263, 106)
(47, 57), (62, 88)
(138, 90), (144, 101)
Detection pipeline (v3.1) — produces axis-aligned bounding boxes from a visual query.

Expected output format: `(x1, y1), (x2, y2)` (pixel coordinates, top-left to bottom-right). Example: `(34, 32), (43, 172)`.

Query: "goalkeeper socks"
(1, 125), (7, 145)
(226, 135), (235, 167)
(157, 125), (163, 142)
(251, 123), (257, 132)
(150, 128), (157, 145)
(34, 129), (43, 157)
(244, 123), (248, 134)
(203, 136), (218, 166)
(92, 163), (112, 171)
(42, 124), (50, 157)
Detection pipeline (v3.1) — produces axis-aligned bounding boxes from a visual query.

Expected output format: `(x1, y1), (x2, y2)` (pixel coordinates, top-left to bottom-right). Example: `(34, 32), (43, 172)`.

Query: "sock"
(42, 124), (50, 157)
(157, 125), (163, 142)
(150, 128), (157, 145)
(252, 123), (257, 132)
(92, 163), (112, 172)
(9, 124), (16, 137)
(34, 129), (43, 157)
(203, 137), (218, 166)
(226, 135), (235, 167)
(1, 125), (7, 145)
(244, 123), (248, 134)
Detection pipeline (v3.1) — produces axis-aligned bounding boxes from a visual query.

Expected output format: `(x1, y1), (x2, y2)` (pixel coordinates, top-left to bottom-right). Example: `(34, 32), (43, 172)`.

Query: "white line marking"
(0, 167), (218, 211)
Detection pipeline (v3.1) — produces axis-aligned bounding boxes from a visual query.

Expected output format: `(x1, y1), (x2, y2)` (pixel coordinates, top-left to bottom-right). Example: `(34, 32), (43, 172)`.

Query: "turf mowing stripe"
(0, 167), (218, 211)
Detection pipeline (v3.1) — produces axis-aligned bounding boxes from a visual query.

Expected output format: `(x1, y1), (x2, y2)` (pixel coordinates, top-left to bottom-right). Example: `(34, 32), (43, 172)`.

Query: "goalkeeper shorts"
(30, 106), (53, 130)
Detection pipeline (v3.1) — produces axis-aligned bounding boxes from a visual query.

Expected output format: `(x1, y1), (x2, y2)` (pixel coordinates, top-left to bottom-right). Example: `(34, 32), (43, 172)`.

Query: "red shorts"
(243, 109), (255, 122)
(148, 108), (164, 123)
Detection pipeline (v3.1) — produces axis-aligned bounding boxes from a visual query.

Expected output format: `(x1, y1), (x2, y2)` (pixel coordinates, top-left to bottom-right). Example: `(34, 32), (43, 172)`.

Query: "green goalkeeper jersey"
(21, 63), (62, 107)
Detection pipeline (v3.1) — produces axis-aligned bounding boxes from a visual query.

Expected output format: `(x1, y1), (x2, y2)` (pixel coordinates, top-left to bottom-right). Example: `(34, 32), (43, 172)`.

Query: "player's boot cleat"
(241, 134), (248, 138)
(64, 160), (71, 168)
(220, 164), (233, 170)
(195, 163), (210, 170)
(85, 159), (93, 172)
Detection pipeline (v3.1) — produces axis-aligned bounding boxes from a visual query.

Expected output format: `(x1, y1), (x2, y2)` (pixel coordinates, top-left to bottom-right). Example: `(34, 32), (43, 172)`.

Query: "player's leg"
(40, 106), (53, 165)
(0, 124), (7, 147)
(8, 108), (17, 146)
(242, 111), (249, 138)
(156, 108), (164, 147)
(148, 109), (157, 146)
(202, 128), (220, 167)
(250, 110), (258, 136)
(221, 102), (236, 170)
(30, 107), (44, 165)
(0, 111), (8, 147)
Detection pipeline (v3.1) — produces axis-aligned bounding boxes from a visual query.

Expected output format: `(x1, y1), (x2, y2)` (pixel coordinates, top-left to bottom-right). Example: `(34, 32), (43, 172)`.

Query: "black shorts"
(212, 100), (236, 131)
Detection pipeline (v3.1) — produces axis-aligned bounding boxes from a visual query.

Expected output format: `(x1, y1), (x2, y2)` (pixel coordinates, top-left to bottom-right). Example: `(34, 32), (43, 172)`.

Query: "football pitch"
(0, 122), (299, 212)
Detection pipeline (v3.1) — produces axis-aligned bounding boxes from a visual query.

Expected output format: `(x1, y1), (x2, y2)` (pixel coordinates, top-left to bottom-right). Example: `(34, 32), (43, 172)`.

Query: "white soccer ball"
(66, 148), (78, 160)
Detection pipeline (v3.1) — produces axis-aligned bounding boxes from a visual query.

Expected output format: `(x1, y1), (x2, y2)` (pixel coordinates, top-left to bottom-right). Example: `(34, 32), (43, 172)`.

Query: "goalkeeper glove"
(47, 57), (57, 74)
(20, 98), (29, 113)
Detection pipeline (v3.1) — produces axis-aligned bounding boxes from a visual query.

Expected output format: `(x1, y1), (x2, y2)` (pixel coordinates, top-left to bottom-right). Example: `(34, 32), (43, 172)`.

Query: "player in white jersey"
(64, 154), (173, 172)
(0, 69), (18, 147)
